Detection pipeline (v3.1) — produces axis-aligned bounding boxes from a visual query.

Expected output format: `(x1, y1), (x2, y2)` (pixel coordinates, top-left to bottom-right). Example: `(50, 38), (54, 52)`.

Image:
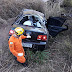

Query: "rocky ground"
(0, 0), (72, 72)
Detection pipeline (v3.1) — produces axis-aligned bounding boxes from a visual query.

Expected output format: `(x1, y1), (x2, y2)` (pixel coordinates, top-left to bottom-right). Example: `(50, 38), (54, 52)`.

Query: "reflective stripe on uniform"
(10, 42), (13, 44)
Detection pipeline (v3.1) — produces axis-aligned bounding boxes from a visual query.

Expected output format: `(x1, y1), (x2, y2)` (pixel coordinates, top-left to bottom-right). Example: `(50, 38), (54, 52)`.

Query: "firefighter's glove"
(18, 53), (23, 56)
(27, 35), (31, 38)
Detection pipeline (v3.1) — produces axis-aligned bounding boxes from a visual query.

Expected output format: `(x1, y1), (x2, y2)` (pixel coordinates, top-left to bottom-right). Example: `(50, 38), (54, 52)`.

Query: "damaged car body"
(9, 9), (49, 50)
(8, 9), (68, 50)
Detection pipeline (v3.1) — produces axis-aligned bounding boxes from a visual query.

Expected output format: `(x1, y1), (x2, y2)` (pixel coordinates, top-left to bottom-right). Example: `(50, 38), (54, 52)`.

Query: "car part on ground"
(46, 17), (68, 37)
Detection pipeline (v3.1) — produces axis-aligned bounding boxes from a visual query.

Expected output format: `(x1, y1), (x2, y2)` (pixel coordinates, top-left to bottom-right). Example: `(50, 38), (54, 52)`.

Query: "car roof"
(21, 9), (44, 18)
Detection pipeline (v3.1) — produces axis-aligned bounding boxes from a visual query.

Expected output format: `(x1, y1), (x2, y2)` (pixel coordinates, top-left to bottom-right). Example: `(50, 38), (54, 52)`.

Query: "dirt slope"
(0, 0), (72, 72)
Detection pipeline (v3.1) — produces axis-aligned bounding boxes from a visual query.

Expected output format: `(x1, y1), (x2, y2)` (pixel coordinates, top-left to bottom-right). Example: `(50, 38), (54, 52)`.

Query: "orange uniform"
(8, 35), (27, 63)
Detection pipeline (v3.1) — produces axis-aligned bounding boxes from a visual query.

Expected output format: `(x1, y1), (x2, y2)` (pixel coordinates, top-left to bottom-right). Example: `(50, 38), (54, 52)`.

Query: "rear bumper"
(8, 36), (46, 49)
(22, 41), (46, 49)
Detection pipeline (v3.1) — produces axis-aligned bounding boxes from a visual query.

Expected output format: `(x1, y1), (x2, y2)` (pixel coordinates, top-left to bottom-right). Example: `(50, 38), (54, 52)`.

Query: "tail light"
(42, 35), (47, 41)
(37, 35), (47, 41)
(9, 30), (14, 35)
(37, 35), (43, 40)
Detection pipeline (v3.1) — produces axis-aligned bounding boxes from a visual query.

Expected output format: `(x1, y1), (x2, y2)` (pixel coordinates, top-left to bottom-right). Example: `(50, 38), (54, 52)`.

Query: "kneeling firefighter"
(8, 27), (31, 66)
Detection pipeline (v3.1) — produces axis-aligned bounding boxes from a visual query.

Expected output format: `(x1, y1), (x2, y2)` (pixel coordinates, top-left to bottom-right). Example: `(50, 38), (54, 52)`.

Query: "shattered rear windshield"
(19, 15), (42, 28)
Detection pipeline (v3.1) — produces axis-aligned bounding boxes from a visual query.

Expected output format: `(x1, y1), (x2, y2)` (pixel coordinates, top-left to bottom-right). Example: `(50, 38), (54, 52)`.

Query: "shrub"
(26, 49), (50, 64)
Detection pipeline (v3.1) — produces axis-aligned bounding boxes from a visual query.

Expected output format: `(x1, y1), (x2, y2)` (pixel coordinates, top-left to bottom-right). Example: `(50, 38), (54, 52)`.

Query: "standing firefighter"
(8, 27), (31, 66)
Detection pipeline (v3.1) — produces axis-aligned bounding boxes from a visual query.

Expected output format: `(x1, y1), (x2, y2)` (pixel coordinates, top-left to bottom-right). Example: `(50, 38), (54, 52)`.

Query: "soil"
(0, 0), (72, 72)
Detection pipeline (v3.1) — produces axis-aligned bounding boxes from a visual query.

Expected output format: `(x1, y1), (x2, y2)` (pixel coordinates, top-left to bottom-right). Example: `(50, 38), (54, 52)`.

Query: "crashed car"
(9, 9), (49, 50)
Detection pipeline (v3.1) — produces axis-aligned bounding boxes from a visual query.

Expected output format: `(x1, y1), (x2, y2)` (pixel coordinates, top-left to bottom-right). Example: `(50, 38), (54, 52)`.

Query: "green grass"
(26, 49), (50, 64)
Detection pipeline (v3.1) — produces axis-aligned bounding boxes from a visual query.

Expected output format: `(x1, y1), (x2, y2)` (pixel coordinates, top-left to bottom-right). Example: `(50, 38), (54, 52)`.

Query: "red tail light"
(42, 35), (47, 41)
(37, 35), (43, 40)
(9, 30), (14, 35)
(37, 35), (47, 41)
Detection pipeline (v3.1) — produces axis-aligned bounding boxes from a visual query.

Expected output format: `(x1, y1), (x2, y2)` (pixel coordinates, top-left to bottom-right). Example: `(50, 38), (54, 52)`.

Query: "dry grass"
(63, 0), (72, 7)
(0, 0), (72, 72)
(0, 0), (44, 20)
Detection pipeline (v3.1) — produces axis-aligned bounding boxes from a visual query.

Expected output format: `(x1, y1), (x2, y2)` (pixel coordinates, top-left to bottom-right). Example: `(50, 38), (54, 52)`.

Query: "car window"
(36, 22), (42, 28)
(18, 15), (43, 28)
(19, 16), (29, 24)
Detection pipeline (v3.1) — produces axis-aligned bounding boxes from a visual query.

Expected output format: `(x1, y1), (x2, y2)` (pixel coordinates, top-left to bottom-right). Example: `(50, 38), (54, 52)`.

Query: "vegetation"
(64, 36), (72, 56)
(0, 0), (72, 72)
(63, 0), (72, 7)
(26, 49), (50, 64)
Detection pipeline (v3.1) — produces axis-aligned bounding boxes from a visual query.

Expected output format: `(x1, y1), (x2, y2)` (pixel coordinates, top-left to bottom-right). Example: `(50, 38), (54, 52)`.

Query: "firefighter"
(8, 27), (31, 66)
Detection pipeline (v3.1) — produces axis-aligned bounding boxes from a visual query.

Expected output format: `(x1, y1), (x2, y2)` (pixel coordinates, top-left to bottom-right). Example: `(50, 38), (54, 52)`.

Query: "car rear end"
(9, 26), (49, 50)
(8, 9), (49, 50)
(22, 30), (48, 50)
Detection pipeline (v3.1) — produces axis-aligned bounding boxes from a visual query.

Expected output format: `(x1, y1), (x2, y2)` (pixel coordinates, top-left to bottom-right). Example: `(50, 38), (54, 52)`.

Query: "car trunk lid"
(13, 24), (47, 42)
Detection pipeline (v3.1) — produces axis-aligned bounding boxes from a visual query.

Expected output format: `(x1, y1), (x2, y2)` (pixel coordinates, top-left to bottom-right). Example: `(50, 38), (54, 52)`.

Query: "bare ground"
(0, 18), (72, 72)
(0, 0), (72, 72)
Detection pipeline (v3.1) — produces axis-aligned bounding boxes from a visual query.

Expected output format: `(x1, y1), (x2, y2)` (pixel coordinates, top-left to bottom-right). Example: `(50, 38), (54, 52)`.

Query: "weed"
(26, 49), (50, 64)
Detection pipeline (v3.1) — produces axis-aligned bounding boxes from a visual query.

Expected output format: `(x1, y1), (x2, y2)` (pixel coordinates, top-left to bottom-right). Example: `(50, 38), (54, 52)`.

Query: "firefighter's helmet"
(14, 27), (24, 35)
